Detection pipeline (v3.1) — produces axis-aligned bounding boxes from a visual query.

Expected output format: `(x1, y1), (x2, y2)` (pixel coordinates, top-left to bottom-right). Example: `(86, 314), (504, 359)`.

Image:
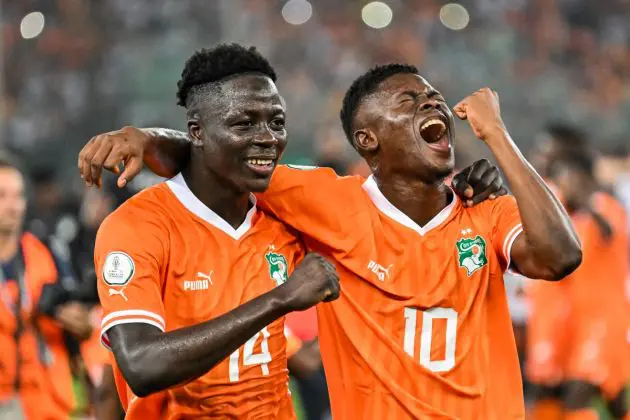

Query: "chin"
(427, 159), (455, 182)
(245, 177), (272, 193)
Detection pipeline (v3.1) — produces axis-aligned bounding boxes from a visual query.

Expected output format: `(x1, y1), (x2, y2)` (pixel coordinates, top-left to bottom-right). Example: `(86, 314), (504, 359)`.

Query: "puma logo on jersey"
(108, 288), (128, 301)
(367, 261), (393, 282)
(184, 272), (213, 291)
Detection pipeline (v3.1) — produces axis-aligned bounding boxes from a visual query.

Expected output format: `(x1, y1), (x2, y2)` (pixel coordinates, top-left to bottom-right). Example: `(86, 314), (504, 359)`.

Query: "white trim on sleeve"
(101, 309), (165, 330)
(100, 310), (166, 350)
(502, 224), (524, 272)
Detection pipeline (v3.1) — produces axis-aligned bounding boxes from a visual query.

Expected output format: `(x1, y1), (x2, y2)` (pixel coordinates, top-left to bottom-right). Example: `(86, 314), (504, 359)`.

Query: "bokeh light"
(282, 0), (313, 26)
(20, 12), (45, 39)
(361, 2), (393, 29)
(439, 3), (470, 31)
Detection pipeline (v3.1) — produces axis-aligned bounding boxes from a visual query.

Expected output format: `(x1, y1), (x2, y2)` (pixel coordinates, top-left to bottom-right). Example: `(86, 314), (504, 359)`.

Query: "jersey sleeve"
(256, 165), (361, 243)
(489, 195), (524, 272)
(94, 211), (167, 349)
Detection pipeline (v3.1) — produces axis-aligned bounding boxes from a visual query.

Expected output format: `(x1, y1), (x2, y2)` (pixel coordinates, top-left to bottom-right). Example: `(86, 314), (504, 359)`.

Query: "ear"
(353, 129), (378, 154)
(187, 114), (204, 147)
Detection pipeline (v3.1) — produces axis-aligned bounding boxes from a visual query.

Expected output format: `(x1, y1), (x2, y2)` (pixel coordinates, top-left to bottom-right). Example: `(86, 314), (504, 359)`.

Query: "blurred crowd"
(1, 0), (630, 419)
(2, 0), (630, 171)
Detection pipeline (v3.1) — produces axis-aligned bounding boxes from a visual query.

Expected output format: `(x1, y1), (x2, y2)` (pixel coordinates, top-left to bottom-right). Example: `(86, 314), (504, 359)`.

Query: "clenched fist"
(279, 253), (340, 311)
(453, 88), (506, 142)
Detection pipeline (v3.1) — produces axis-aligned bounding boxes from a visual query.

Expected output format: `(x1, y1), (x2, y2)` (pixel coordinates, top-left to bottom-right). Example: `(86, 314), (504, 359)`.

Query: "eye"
(270, 118), (285, 130)
(234, 120), (254, 128)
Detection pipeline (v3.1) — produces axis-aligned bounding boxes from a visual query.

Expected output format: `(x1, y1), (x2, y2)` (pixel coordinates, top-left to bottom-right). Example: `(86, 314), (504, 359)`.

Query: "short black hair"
(176, 43), (277, 108)
(544, 123), (588, 150)
(340, 64), (419, 145)
(0, 151), (21, 171)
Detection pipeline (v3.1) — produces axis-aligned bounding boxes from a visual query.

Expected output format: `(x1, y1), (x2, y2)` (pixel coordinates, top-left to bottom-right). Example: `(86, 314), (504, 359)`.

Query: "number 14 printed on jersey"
(404, 307), (458, 373)
(228, 327), (272, 382)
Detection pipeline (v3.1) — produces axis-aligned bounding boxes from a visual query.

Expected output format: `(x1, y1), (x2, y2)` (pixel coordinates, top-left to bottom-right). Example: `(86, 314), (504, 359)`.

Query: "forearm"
(486, 129), (581, 277)
(142, 128), (191, 177)
(111, 288), (290, 396)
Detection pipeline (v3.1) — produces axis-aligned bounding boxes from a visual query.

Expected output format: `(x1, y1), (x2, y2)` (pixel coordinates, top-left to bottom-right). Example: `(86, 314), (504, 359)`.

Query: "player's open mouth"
(419, 115), (450, 153)
(245, 158), (276, 176)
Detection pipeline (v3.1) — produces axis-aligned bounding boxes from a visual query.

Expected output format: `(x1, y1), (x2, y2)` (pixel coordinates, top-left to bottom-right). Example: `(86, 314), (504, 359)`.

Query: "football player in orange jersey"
(525, 124), (591, 420)
(79, 63), (581, 419)
(92, 44), (343, 419)
(547, 150), (630, 420)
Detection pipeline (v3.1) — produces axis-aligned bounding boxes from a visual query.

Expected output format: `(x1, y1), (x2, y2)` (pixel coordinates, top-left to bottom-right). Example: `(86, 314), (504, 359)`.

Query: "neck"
(183, 155), (252, 229)
(373, 171), (450, 227)
(0, 233), (19, 263)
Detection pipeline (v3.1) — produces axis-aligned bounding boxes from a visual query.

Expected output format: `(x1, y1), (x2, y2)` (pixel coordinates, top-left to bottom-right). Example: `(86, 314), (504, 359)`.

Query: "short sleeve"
(490, 196), (524, 272)
(256, 165), (362, 244)
(95, 211), (167, 349)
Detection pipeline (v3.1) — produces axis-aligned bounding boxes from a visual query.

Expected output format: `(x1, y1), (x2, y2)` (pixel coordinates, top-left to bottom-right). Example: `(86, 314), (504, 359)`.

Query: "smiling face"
(187, 74), (287, 193)
(352, 73), (455, 182)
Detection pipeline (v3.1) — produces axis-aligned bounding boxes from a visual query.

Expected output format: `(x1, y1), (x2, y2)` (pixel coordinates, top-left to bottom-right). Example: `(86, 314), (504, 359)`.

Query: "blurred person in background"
(525, 124), (588, 419)
(0, 154), (93, 419)
(597, 143), (630, 232)
(26, 167), (81, 245)
(527, 125), (630, 420)
(546, 149), (630, 420)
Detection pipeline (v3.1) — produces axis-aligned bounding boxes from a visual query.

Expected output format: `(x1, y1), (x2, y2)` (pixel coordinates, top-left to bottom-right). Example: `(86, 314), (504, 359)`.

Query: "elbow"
(121, 363), (158, 398)
(543, 243), (583, 281)
(115, 353), (165, 397)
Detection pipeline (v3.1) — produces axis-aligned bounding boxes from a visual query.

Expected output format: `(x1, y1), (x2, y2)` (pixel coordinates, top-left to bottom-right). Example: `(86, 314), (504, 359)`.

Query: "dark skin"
(357, 74), (580, 280)
(78, 75), (581, 280)
(454, 85), (581, 279)
(98, 74), (340, 397)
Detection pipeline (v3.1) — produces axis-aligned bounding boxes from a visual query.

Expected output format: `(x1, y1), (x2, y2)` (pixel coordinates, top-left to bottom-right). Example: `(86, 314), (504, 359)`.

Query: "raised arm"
(454, 88), (582, 280)
(110, 253), (338, 397)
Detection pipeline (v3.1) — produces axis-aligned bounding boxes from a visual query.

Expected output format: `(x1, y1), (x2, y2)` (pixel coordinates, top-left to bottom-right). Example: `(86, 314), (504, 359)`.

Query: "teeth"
(247, 159), (273, 166)
(420, 118), (446, 132)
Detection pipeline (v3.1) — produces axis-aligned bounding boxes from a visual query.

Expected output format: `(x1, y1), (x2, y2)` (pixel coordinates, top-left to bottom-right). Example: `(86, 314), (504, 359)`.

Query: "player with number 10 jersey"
(259, 164), (524, 419)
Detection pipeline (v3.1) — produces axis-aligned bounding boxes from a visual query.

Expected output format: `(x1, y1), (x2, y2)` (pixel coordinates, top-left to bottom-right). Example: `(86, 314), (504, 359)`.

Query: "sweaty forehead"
(377, 73), (434, 95)
(216, 74), (282, 108)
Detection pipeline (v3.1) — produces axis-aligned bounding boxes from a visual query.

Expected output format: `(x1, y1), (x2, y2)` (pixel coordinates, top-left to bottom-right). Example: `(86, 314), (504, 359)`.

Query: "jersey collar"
(362, 175), (458, 236)
(166, 173), (257, 240)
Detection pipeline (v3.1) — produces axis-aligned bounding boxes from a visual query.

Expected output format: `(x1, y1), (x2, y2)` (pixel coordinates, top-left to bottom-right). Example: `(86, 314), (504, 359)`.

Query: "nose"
(252, 124), (279, 146)
(419, 100), (444, 113)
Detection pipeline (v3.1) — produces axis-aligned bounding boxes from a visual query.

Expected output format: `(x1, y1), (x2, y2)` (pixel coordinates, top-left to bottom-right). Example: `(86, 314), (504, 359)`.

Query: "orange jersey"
(95, 173), (304, 419)
(562, 192), (630, 397)
(566, 192), (629, 314)
(258, 165), (525, 419)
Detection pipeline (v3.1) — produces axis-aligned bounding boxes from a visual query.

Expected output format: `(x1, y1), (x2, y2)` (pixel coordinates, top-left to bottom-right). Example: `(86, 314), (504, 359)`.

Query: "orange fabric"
(525, 278), (569, 386)
(563, 193), (630, 399)
(95, 179), (303, 419)
(284, 326), (303, 359)
(258, 165), (526, 419)
(528, 399), (564, 420)
(0, 232), (72, 419)
(564, 409), (599, 420)
(81, 306), (111, 387)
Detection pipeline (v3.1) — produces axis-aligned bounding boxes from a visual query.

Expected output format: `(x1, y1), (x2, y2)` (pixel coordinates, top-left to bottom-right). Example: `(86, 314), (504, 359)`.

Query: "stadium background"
(1, 0), (630, 419)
